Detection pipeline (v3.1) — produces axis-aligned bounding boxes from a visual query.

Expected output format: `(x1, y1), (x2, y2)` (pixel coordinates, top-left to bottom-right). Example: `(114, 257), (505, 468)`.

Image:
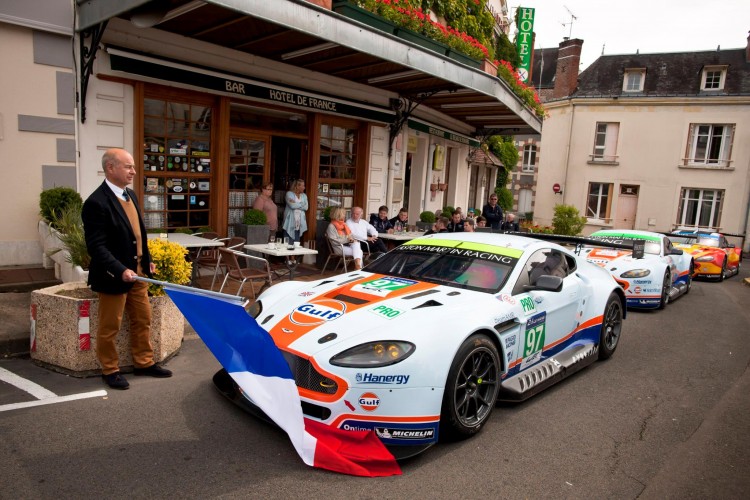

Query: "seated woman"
(326, 207), (363, 270)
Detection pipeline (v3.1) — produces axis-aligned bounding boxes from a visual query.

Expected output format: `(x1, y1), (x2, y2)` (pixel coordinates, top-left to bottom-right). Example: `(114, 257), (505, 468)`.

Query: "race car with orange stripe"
(219, 232), (628, 458)
(584, 229), (694, 309)
(667, 231), (741, 281)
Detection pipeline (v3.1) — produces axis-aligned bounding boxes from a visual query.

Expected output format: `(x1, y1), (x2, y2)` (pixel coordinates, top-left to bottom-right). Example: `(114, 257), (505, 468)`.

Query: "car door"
(511, 248), (583, 370)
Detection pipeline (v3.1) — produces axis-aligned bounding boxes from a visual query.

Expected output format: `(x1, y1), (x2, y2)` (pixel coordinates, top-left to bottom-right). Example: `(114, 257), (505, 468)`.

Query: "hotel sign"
(515, 7), (535, 83)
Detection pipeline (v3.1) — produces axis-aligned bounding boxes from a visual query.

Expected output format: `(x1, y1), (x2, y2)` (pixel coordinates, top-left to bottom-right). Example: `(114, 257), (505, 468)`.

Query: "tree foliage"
(552, 204), (587, 235)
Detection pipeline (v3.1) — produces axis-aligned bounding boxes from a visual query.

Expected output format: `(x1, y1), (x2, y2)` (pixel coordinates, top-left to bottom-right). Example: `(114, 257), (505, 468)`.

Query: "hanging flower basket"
(439, 183), (448, 191)
(430, 183), (439, 192)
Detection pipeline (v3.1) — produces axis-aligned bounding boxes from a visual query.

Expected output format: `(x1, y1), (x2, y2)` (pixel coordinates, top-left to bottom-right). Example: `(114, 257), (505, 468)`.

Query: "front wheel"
(658, 270), (671, 310)
(719, 258), (727, 282)
(685, 262), (693, 295)
(440, 334), (500, 441)
(599, 293), (623, 360)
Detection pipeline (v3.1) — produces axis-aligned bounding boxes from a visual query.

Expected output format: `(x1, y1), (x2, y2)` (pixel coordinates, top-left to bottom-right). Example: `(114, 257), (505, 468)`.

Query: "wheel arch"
(612, 286), (627, 319)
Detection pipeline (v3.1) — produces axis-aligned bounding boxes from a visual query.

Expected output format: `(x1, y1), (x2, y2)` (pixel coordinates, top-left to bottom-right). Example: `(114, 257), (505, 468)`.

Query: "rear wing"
(504, 232), (645, 259)
(665, 231), (746, 250)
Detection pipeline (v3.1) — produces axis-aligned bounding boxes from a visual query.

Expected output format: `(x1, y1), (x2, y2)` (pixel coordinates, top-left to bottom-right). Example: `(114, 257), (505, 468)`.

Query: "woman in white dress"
(282, 179), (308, 244)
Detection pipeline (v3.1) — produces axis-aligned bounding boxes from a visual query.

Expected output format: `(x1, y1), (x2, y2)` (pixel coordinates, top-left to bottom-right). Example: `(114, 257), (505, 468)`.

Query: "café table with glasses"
(147, 233), (224, 285)
(244, 240), (318, 280)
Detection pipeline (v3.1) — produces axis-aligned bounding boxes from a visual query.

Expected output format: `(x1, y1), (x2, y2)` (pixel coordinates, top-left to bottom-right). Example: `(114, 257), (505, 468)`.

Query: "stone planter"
(332, 1), (397, 34)
(30, 282), (184, 377)
(235, 223), (271, 269)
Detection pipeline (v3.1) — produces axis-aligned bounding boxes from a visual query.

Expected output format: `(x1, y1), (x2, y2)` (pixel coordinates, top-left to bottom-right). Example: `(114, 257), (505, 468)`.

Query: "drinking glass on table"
(268, 234), (276, 249)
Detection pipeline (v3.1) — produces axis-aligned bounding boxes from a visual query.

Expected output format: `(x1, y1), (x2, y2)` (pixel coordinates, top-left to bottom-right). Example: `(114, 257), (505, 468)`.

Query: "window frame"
(591, 122), (619, 162)
(622, 69), (645, 92)
(522, 144), (537, 172)
(701, 65), (727, 91)
(586, 182), (614, 222)
(676, 188), (724, 229)
(686, 123), (734, 167)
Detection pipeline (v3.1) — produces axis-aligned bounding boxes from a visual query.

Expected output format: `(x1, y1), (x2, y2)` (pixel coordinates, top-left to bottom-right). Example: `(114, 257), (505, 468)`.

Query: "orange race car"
(667, 231), (742, 281)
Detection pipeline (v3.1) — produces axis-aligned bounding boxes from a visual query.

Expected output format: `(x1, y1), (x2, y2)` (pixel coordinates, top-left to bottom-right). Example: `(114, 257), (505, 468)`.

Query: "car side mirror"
(670, 248), (684, 255)
(524, 275), (563, 293)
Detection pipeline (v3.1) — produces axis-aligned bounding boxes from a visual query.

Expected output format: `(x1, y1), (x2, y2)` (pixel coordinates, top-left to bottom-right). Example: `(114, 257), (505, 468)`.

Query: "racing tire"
(598, 293), (623, 360)
(440, 334), (500, 441)
(685, 262), (693, 295)
(658, 270), (670, 310)
(719, 258), (727, 282)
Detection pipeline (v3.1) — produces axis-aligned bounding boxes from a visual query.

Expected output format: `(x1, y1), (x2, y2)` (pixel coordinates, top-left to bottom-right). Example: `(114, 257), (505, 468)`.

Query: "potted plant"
(233, 208), (270, 245)
(439, 182), (448, 191)
(49, 202), (90, 283)
(29, 238), (191, 376)
(38, 187), (83, 271)
(417, 210), (436, 231)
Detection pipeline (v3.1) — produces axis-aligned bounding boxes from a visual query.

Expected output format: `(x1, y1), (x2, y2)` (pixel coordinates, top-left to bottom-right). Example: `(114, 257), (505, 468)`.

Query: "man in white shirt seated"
(347, 206), (388, 255)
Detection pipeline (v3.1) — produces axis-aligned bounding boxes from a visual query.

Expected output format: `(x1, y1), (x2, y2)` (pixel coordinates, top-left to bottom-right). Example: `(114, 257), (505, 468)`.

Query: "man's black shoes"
(133, 364), (173, 378)
(102, 372), (130, 390)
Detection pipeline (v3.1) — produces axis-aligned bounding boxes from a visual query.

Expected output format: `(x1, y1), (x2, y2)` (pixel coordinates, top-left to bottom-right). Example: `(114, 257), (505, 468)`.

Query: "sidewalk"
(0, 266), (59, 357)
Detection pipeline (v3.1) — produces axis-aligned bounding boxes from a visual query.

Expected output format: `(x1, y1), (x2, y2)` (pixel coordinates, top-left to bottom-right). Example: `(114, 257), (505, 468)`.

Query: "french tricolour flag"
(166, 288), (401, 477)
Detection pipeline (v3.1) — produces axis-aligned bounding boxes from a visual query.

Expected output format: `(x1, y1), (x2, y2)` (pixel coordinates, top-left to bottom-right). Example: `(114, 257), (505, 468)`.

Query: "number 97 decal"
(520, 312), (546, 370)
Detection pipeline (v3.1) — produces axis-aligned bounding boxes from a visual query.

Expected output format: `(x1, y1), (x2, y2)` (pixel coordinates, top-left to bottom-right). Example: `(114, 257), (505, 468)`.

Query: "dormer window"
(701, 65), (727, 91)
(623, 69), (645, 92)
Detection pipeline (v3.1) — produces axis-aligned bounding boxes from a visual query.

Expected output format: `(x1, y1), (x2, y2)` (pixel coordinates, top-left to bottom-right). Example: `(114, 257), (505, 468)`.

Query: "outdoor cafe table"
(147, 233), (224, 284)
(244, 243), (318, 280)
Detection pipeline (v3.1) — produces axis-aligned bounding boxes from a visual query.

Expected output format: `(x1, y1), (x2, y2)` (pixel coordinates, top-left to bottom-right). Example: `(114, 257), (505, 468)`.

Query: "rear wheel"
(685, 262), (693, 295)
(440, 335), (500, 440)
(719, 258), (727, 282)
(598, 293), (623, 360)
(658, 270), (671, 309)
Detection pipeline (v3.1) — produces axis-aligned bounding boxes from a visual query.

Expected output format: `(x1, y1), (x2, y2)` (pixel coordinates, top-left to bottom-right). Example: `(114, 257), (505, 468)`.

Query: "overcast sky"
(508, 0), (750, 71)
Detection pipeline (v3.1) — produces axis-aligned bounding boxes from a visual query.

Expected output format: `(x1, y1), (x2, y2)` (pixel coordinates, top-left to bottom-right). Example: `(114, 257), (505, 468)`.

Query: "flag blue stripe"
(166, 289), (293, 380)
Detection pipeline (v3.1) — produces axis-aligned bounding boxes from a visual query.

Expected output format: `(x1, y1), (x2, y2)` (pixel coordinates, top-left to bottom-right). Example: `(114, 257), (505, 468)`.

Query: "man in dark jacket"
(501, 213), (520, 232)
(482, 194), (503, 230)
(369, 205), (394, 233)
(82, 148), (172, 390)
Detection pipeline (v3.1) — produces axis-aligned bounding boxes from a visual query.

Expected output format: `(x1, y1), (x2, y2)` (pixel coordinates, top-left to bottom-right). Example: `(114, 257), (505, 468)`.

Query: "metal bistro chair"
(218, 247), (273, 298)
(206, 236), (246, 290)
(321, 236), (360, 274)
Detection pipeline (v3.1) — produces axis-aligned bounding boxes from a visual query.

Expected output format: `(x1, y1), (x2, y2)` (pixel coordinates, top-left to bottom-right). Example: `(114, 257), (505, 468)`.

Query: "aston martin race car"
(668, 231), (741, 281)
(584, 229), (694, 309)
(216, 232), (627, 457)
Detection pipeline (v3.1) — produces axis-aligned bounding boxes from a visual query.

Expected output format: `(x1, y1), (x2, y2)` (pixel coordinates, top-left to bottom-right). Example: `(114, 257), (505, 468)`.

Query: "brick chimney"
(553, 38), (583, 98)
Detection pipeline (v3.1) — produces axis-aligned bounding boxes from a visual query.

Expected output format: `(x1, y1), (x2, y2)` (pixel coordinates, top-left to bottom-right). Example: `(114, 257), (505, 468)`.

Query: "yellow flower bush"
(147, 238), (192, 296)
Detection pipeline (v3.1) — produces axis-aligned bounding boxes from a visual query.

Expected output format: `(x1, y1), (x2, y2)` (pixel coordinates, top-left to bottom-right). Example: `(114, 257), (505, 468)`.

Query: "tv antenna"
(562, 5), (577, 39)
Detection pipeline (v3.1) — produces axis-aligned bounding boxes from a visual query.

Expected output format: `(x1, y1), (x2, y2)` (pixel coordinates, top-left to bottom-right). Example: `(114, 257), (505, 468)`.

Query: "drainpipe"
(561, 101), (576, 206)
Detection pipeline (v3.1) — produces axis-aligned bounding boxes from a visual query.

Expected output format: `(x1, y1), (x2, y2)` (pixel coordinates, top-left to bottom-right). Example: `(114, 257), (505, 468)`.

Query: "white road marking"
(0, 366), (57, 399)
(0, 366), (108, 412)
(0, 391), (108, 412)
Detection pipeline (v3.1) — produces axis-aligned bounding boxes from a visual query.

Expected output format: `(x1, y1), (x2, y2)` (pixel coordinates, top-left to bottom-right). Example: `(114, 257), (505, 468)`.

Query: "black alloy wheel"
(658, 270), (671, 310)
(440, 334), (500, 440)
(598, 293), (623, 360)
(685, 262), (693, 294)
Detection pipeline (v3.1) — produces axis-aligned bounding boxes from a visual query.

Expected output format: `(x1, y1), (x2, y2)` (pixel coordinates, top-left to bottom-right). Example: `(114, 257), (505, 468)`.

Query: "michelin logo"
(375, 427), (435, 440)
(356, 373), (410, 385)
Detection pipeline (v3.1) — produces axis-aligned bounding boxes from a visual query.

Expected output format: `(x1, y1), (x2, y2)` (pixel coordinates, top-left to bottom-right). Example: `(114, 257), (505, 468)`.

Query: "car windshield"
(696, 237), (719, 247)
(590, 235), (661, 255)
(364, 246), (517, 293)
(668, 235), (694, 244)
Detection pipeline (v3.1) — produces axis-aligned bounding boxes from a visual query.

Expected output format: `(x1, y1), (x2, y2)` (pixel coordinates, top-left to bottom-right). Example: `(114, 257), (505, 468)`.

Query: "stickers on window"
(520, 312), (546, 370)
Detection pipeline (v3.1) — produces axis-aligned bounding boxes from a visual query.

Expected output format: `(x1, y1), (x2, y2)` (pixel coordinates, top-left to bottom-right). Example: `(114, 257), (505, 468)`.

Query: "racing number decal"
(520, 312), (546, 370)
(352, 277), (418, 297)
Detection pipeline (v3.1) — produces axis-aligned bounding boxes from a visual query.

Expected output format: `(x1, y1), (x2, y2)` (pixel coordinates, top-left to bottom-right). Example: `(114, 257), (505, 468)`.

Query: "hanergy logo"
(289, 299), (347, 326)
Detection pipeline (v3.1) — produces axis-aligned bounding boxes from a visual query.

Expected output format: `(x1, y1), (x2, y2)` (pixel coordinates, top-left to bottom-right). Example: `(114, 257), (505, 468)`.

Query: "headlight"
(620, 269), (650, 278)
(245, 300), (262, 318)
(695, 255), (714, 262)
(330, 341), (415, 368)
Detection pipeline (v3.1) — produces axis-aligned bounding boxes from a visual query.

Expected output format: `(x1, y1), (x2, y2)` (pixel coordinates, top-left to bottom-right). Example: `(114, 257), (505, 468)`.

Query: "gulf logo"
(289, 298), (347, 326)
(358, 392), (381, 411)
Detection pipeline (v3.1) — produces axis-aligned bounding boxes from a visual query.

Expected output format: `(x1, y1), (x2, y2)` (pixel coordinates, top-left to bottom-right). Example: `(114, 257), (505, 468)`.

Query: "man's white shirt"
(346, 218), (377, 242)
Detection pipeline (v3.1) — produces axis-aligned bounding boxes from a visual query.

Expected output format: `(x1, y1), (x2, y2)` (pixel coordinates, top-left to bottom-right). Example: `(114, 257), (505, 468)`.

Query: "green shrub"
(552, 204), (587, 235)
(40, 187), (82, 227)
(322, 205), (333, 222)
(174, 227), (193, 234)
(495, 187), (514, 211)
(419, 211), (436, 223)
(196, 226), (213, 233)
(242, 208), (267, 225)
(50, 202), (90, 269)
(442, 205), (455, 216)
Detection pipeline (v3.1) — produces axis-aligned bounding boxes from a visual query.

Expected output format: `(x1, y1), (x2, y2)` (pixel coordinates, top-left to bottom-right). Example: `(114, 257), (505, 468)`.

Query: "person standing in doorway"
(482, 193), (503, 230)
(82, 148), (172, 390)
(252, 181), (278, 241)
(283, 179), (308, 244)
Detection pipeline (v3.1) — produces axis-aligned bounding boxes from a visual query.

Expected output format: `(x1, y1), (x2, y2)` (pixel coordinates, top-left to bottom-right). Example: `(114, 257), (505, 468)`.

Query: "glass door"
(227, 133), (270, 235)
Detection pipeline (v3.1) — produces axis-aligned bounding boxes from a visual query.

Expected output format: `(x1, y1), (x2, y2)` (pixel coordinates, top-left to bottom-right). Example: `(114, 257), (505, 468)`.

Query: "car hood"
(257, 272), (498, 357)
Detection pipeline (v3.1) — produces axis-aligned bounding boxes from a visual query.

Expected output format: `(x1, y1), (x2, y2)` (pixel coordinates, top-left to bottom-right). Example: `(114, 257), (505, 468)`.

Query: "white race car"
(216, 232), (627, 458)
(584, 229), (694, 309)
